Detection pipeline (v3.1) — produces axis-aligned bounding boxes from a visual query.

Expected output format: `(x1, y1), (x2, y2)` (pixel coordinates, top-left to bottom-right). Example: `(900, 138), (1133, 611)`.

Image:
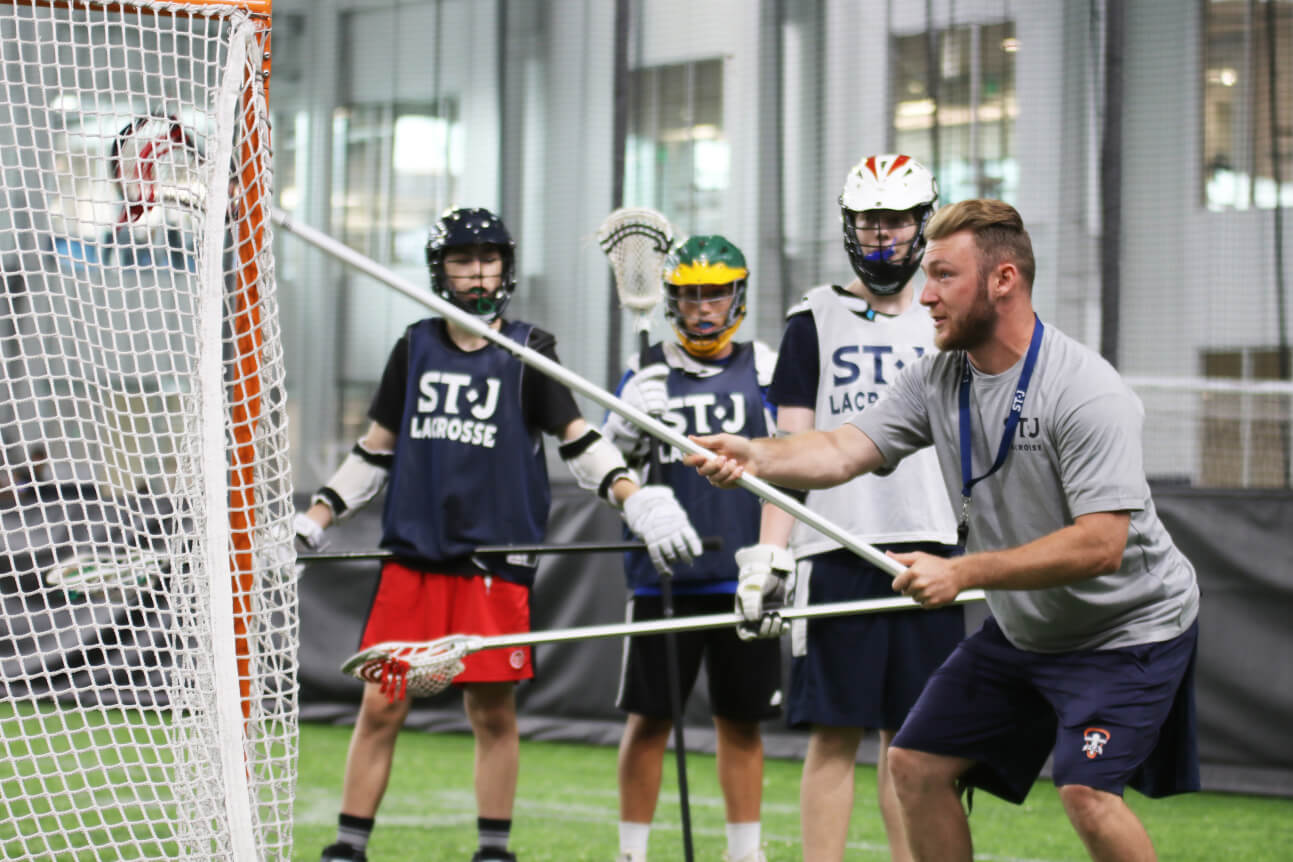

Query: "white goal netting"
(0, 2), (296, 860)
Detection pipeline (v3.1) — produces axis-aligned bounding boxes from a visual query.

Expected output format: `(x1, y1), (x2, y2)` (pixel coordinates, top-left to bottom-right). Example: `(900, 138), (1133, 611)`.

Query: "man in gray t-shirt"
(856, 310), (1198, 654)
(685, 199), (1199, 862)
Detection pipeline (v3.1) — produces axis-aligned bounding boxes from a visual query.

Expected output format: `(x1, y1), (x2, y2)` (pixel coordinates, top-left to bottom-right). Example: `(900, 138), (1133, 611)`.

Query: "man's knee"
(1057, 783), (1124, 830)
(887, 746), (964, 800)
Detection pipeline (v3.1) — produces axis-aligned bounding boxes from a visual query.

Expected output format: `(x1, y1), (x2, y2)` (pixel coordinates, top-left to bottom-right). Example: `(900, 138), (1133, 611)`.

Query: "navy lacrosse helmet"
(425, 206), (517, 321)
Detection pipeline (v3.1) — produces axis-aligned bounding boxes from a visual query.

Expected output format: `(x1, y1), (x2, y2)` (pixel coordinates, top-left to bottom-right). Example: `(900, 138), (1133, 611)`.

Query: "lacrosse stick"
(597, 207), (672, 342)
(597, 206), (697, 854)
(298, 536), (722, 563)
(343, 591), (984, 700)
(271, 209), (986, 586)
(44, 548), (168, 601)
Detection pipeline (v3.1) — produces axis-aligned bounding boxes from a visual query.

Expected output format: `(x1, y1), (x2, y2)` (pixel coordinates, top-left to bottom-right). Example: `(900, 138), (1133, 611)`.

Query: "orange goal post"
(0, 1), (295, 860)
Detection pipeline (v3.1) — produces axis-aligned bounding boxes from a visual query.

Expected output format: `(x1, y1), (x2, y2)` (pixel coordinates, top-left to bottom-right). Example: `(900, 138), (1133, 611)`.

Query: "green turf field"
(294, 720), (1293, 862)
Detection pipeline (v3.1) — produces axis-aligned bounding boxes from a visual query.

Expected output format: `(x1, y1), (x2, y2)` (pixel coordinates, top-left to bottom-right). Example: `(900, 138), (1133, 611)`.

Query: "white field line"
(293, 785), (1068, 862)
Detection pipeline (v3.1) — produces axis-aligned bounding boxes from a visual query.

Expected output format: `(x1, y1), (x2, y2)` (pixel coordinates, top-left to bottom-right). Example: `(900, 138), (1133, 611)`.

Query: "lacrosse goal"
(0, 1), (295, 860)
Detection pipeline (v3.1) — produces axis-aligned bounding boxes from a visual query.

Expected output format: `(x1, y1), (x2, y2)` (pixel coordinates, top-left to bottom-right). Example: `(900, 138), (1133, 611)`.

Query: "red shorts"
(360, 561), (533, 684)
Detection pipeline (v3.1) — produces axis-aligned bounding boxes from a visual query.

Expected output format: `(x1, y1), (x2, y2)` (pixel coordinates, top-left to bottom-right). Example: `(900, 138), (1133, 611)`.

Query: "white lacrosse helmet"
(839, 154), (938, 295)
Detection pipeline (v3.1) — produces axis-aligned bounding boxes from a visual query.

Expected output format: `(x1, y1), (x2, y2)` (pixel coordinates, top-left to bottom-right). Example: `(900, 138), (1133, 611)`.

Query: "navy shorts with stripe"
(892, 616), (1200, 804)
(788, 544), (965, 731)
(617, 592), (783, 722)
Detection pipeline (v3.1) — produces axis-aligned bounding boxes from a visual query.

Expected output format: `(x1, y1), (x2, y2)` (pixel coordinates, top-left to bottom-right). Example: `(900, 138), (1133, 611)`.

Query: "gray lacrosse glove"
(621, 486), (703, 575)
(733, 544), (794, 640)
(294, 512), (328, 552)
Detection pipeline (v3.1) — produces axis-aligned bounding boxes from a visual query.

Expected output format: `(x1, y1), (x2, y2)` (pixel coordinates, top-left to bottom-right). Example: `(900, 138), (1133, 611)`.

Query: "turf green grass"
(295, 720), (1293, 861)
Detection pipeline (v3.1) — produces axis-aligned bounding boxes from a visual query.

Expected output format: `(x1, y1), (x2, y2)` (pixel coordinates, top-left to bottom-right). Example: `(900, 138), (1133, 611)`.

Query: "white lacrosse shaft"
(271, 208), (982, 599)
(359, 591), (985, 660)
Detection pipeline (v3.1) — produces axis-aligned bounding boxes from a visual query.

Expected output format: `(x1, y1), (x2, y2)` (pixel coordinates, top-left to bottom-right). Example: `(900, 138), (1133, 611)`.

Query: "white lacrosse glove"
(624, 363), (670, 417)
(621, 486), (703, 575)
(733, 544), (795, 640)
(604, 364), (671, 463)
(294, 512), (328, 552)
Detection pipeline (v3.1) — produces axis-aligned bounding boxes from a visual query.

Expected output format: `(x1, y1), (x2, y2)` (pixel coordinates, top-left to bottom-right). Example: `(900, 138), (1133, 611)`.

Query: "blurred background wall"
(256, 0), (1292, 796)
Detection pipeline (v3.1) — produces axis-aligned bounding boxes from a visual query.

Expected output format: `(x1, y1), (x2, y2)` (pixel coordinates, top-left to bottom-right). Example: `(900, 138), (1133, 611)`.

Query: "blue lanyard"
(956, 315), (1044, 545)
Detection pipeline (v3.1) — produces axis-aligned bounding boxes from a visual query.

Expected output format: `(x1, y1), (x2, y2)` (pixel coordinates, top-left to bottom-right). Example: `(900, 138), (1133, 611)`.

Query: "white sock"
(618, 821), (651, 860)
(726, 821), (761, 860)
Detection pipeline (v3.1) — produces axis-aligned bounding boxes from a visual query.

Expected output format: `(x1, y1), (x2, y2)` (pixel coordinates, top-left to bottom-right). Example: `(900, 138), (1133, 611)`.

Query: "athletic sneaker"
(319, 842), (367, 862)
(470, 851), (517, 862)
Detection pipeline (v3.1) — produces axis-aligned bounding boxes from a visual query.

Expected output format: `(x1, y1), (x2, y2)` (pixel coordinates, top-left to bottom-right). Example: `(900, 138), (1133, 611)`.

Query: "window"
(625, 59), (727, 235)
(891, 21), (1018, 204)
(1204, 0), (1293, 210)
(330, 99), (463, 443)
(331, 100), (461, 266)
(1199, 347), (1291, 487)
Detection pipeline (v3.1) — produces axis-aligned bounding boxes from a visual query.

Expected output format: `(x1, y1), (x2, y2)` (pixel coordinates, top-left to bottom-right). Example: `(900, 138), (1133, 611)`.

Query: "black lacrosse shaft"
(635, 326), (695, 862)
(298, 536), (721, 563)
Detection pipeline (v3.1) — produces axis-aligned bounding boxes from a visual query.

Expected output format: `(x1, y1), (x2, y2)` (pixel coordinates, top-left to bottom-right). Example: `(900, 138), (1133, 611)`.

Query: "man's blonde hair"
(926, 199), (1036, 288)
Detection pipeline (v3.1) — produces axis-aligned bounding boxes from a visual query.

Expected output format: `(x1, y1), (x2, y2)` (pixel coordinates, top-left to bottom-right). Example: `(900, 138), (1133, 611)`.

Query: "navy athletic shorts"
(616, 592), (783, 723)
(892, 616), (1200, 804)
(787, 544), (965, 731)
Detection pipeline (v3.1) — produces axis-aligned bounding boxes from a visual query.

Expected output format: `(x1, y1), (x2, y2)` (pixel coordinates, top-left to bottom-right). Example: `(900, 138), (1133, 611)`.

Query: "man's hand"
(624, 363), (670, 417)
(889, 550), (963, 608)
(683, 433), (754, 488)
(294, 512), (328, 552)
(733, 543), (794, 640)
(621, 486), (704, 574)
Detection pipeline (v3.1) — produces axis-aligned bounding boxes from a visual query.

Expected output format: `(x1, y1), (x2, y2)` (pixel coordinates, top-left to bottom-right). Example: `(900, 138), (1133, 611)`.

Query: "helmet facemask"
(662, 235), (749, 359)
(425, 207), (517, 322)
(842, 205), (934, 295)
(839, 154), (938, 296)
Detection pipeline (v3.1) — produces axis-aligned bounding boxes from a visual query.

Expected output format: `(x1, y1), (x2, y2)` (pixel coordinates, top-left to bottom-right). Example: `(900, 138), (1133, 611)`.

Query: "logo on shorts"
(1082, 727), (1111, 759)
(509, 649), (526, 670)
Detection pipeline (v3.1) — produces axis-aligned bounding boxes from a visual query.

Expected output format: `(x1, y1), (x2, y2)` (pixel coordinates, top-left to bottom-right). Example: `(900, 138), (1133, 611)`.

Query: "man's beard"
(938, 276), (997, 351)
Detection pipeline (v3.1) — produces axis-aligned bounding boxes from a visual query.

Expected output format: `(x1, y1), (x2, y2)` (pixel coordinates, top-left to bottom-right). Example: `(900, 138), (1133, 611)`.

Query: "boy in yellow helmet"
(603, 235), (779, 862)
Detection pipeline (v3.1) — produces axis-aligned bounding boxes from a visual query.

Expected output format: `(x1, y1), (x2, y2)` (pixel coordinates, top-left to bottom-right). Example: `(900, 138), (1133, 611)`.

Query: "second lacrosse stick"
(342, 591), (985, 700)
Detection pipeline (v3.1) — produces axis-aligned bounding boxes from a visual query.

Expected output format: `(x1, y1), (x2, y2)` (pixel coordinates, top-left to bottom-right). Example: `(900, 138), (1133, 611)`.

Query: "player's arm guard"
(559, 427), (633, 505)
(311, 438), (394, 519)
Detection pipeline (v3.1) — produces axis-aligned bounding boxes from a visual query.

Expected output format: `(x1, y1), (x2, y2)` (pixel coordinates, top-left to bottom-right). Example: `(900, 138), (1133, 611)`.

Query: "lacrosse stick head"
(341, 635), (480, 701)
(596, 207), (673, 319)
(45, 549), (162, 601)
(662, 234), (750, 359)
(110, 112), (206, 225)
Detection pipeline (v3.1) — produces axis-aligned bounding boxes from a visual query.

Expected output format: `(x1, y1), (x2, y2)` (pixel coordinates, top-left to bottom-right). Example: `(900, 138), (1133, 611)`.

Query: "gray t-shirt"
(852, 323), (1199, 652)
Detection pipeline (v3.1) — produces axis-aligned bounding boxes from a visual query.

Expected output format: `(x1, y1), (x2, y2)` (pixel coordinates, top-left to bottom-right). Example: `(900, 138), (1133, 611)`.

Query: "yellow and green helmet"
(662, 234), (749, 358)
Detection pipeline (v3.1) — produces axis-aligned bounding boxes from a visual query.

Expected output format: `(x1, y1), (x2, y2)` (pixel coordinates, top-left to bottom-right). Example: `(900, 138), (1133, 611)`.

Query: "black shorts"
(788, 545), (965, 731)
(616, 592), (783, 723)
(892, 617), (1200, 804)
